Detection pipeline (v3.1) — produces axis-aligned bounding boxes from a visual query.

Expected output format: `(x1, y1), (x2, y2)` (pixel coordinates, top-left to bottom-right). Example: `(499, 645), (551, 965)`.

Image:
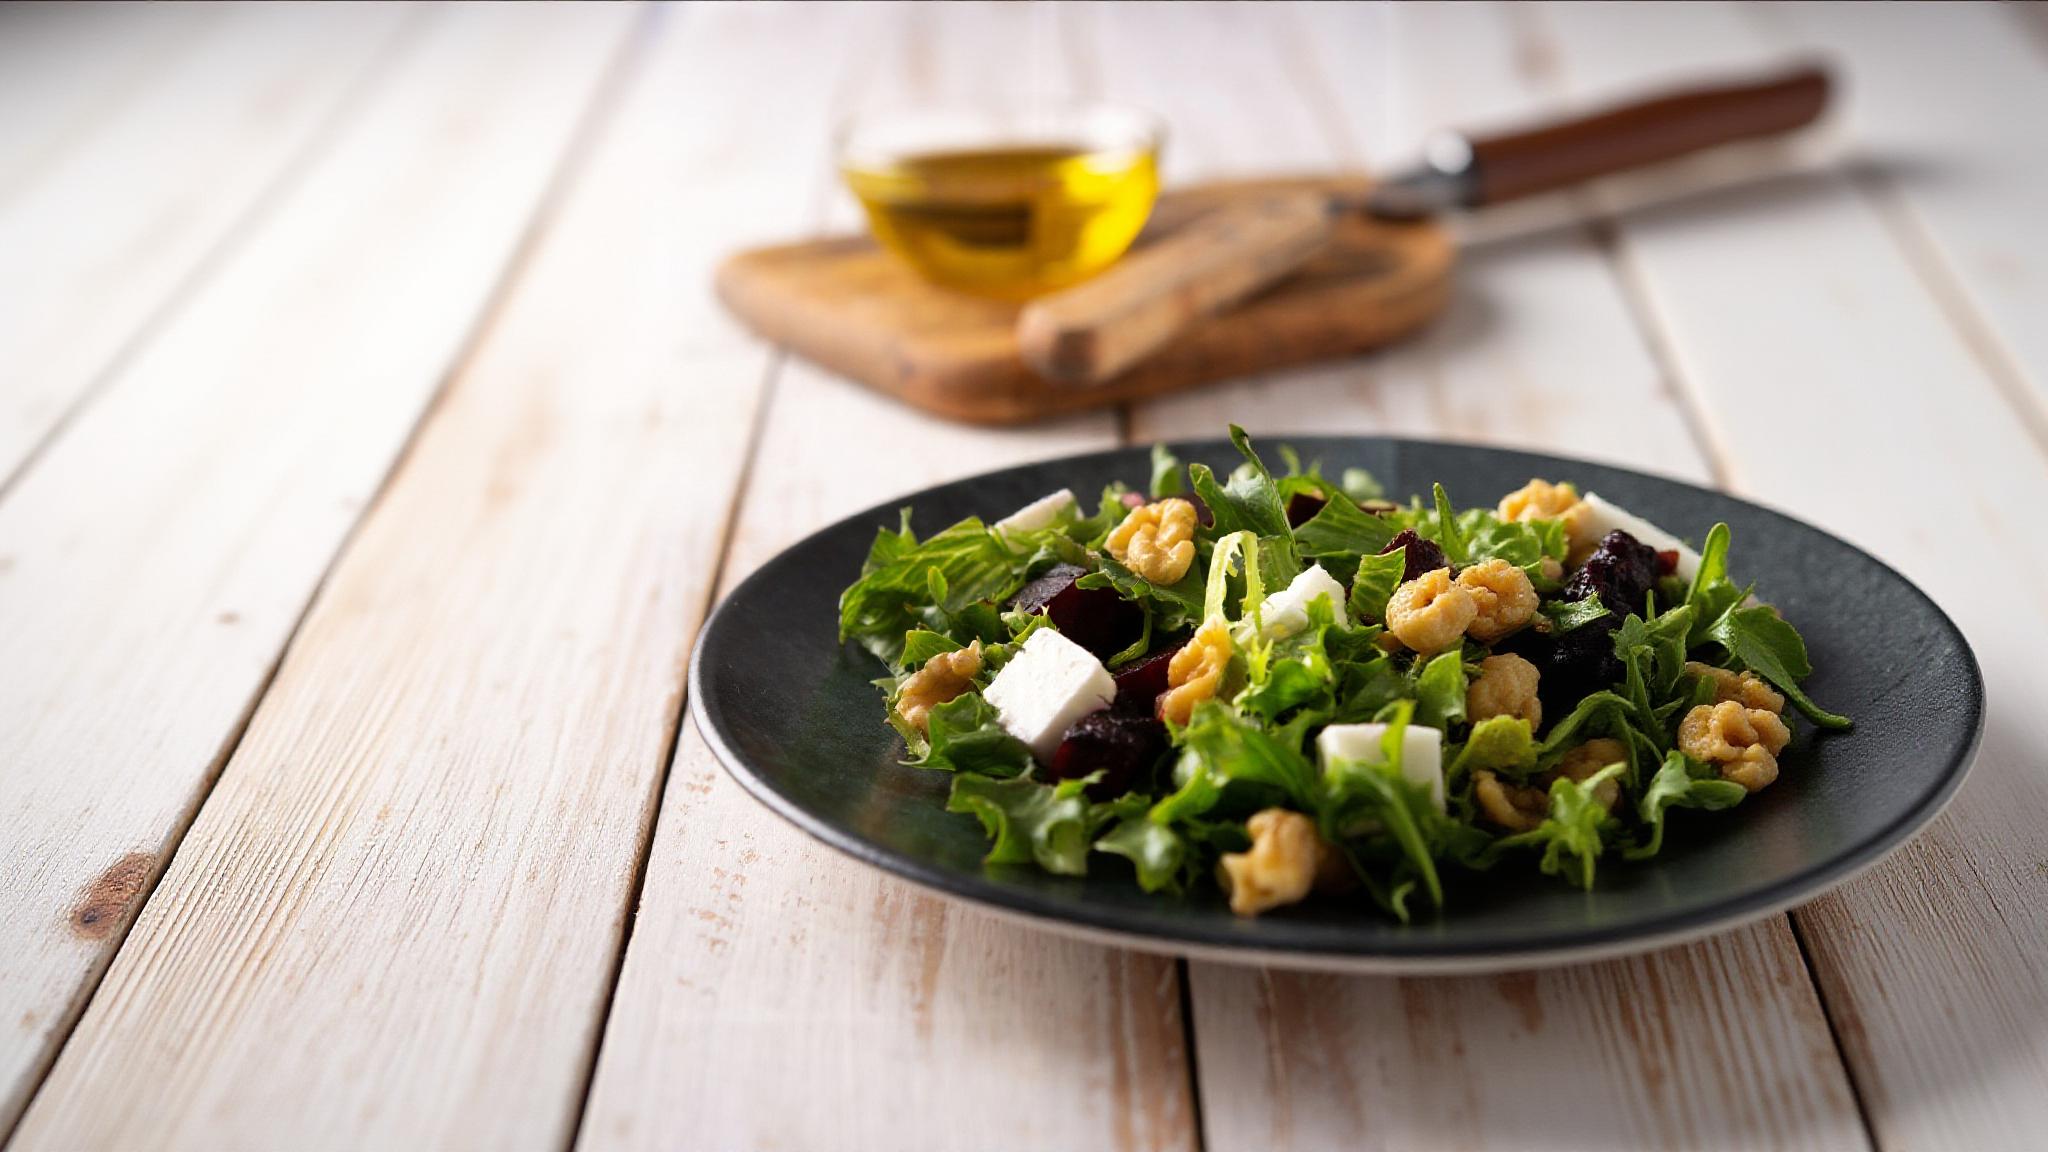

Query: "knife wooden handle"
(1465, 63), (1831, 204)
(1016, 192), (1333, 385)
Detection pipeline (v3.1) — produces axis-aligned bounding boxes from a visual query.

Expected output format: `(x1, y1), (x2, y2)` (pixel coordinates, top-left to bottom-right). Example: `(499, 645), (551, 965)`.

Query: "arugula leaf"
(1450, 716), (1536, 778)
(1541, 596), (1611, 634)
(947, 773), (1093, 874)
(1430, 483), (1470, 565)
(1483, 762), (1625, 890)
(1538, 690), (1636, 756)
(905, 693), (1032, 777)
(1411, 650), (1468, 731)
(839, 516), (1030, 664)
(1095, 815), (1185, 892)
(1683, 523), (1744, 642)
(1320, 701), (1444, 909)
(1348, 550), (1407, 624)
(1294, 495), (1398, 559)
(1150, 444), (1184, 499)
(1625, 752), (1748, 859)
(1703, 604), (1852, 729)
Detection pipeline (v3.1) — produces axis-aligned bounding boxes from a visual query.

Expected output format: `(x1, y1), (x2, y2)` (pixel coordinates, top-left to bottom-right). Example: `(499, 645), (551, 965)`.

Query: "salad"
(838, 428), (1849, 920)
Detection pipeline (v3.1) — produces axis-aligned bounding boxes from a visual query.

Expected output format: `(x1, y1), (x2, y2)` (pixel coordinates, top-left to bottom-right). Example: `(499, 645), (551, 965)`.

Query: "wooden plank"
(1091, 4), (1867, 1148)
(1531, 1), (2048, 1147)
(0, 3), (636, 1136)
(0, 3), (223, 204)
(1766, 2), (2048, 422)
(0, 2), (413, 485)
(579, 6), (1195, 1151)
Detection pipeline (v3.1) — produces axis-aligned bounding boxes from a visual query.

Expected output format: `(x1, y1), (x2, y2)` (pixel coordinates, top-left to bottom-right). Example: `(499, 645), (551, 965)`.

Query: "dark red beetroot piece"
(1501, 614), (1625, 719)
(1048, 710), (1169, 799)
(1563, 530), (1660, 616)
(1379, 528), (1449, 581)
(1284, 491), (1328, 527)
(1657, 549), (1680, 577)
(1007, 564), (1144, 660)
(1111, 642), (1184, 716)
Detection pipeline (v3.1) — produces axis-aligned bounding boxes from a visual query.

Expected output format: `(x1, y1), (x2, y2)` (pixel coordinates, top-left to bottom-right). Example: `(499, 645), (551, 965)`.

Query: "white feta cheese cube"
(1582, 492), (1701, 581)
(992, 488), (1076, 540)
(983, 628), (1116, 762)
(1316, 723), (1445, 813)
(1256, 564), (1350, 639)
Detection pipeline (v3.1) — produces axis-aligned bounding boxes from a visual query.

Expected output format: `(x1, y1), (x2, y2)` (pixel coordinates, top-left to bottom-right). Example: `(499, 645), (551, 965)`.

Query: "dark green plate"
(689, 439), (1981, 971)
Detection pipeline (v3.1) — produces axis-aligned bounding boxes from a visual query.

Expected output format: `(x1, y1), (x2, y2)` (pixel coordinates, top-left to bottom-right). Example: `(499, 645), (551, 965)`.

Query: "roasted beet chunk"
(1285, 491), (1328, 527)
(1007, 564), (1144, 660)
(1656, 549), (1680, 577)
(1563, 530), (1660, 616)
(1049, 711), (1168, 799)
(1503, 615), (1624, 718)
(1010, 563), (1088, 614)
(1379, 528), (1449, 582)
(1111, 643), (1183, 716)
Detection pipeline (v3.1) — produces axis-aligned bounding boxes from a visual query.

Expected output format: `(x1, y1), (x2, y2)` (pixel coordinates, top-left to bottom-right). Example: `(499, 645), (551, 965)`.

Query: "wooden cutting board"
(715, 175), (1455, 425)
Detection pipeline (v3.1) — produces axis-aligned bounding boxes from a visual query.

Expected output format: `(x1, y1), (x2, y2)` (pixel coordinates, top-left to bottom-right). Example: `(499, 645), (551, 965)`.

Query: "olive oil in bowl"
(840, 107), (1162, 300)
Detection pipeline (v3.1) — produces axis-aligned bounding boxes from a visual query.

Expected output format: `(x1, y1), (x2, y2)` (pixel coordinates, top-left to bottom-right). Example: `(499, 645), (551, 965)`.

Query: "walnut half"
(1106, 498), (1198, 585)
(896, 641), (983, 733)
(1678, 700), (1790, 792)
(1219, 808), (1340, 916)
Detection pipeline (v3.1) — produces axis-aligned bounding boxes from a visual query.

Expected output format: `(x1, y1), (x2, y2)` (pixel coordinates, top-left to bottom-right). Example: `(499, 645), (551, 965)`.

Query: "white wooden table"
(2, 3), (2044, 1148)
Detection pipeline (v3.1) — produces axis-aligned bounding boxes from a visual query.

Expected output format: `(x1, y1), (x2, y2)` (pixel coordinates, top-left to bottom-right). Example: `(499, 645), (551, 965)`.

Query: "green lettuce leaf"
(1150, 444), (1184, 499)
(1189, 427), (1298, 565)
(898, 629), (962, 670)
(1411, 649), (1468, 731)
(947, 773), (1096, 875)
(905, 693), (1032, 777)
(1294, 494), (1397, 559)
(1095, 815), (1185, 892)
(1078, 555), (1205, 635)
(1347, 549), (1408, 624)
(840, 515), (1030, 664)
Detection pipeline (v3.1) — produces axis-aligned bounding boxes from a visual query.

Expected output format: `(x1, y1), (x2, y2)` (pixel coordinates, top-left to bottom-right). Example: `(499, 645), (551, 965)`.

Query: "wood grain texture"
(1194, 918), (1855, 1151)
(0, 2), (411, 484)
(1100, 5), (1866, 1148)
(1532, 1), (2048, 1147)
(580, 6), (1194, 1151)
(10, 3), (670, 1148)
(0, 3), (635, 1136)
(1768, 2), (2048, 422)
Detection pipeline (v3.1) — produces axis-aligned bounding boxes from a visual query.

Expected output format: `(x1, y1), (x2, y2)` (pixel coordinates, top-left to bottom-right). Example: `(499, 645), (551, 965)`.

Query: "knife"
(1017, 63), (1831, 386)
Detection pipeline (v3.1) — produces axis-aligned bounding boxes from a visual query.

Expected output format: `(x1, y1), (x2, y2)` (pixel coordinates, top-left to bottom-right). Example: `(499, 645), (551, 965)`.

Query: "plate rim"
(688, 435), (1985, 973)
